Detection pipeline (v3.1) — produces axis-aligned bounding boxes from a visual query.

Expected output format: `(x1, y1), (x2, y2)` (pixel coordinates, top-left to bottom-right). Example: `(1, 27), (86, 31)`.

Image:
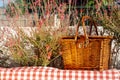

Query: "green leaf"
(102, 0), (108, 6)
(86, 1), (94, 8)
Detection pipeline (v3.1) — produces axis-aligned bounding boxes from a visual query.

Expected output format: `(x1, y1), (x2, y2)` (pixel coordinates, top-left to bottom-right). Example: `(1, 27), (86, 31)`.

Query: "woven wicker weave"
(61, 16), (113, 70)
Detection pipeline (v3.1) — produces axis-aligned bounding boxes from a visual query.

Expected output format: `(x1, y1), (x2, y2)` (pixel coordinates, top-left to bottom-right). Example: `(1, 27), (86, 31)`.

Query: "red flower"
(60, 14), (65, 20)
(5, 38), (16, 47)
(80, 9), (84, 13)
(47, 51), (52, 60)
(46, 45), (50, 52)
(59, 51), (62, 55)
(69, 0), (72, 4)
(34, 0), (41, 6)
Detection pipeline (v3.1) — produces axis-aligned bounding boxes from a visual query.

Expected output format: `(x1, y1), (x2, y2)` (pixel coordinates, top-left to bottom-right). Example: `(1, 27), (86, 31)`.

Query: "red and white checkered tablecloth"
(0, 67), (120, 80)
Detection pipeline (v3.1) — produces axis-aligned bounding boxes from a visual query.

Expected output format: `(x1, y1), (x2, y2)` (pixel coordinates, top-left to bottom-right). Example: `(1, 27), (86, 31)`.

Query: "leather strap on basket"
(89, 19), (98, 35)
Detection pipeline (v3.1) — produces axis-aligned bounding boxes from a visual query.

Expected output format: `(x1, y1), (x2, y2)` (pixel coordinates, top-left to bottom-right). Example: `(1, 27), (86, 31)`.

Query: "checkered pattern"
(0, 67), (120, 80)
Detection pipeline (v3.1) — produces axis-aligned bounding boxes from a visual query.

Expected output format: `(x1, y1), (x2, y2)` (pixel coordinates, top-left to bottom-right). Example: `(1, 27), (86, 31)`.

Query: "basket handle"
(75, 16), (98, 41)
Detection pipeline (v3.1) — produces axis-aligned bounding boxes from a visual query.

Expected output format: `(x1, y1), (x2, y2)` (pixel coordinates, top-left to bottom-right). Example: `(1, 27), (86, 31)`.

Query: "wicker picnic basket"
(60, 16), (113, 70)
